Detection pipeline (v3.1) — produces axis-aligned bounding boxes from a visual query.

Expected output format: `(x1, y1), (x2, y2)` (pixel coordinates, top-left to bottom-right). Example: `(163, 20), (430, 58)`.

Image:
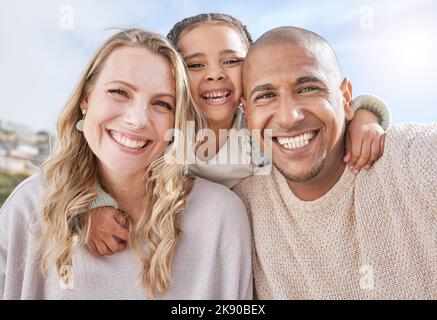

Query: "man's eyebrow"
(249, 83), (274, 100)
(295, 76), (324, 85)
(183, 52), (204, 60)
(105, 80), (138, 91)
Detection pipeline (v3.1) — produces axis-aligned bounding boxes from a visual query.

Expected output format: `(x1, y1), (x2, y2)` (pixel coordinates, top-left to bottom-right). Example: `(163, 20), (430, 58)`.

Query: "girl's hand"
(85, 207), (129, 257)
(344, 109), (386, 174)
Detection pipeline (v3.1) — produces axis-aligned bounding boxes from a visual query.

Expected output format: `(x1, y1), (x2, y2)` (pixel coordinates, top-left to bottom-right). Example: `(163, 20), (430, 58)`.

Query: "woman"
(0, 29), (252, 300)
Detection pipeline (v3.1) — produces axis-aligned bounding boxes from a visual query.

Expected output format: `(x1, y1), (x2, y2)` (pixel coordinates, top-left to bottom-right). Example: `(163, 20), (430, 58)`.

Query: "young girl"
(86, 13), (390, 256)
(0, 29), (252, 299)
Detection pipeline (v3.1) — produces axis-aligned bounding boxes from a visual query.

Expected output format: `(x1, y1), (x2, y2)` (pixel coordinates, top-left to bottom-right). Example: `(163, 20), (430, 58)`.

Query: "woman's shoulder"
(184, 177), (248, 223)
(191, 177), (245, 204)
(0, 172), (47, 221)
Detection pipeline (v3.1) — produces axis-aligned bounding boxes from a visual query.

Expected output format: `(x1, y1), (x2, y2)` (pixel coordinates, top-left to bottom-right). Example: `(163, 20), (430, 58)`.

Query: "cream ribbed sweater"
(233, 123), (437, 299)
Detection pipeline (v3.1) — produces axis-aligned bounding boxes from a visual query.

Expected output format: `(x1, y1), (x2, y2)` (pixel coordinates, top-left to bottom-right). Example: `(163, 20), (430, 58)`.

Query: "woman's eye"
(187, 63), (204, 69)
(108, 89), (128, 98)
(298, 86), (319, 94)
(155, 101), (173, 110)
(255, 92), (276, 101)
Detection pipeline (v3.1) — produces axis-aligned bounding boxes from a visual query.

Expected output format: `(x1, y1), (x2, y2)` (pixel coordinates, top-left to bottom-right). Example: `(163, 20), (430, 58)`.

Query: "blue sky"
(1, 0), (436, 132)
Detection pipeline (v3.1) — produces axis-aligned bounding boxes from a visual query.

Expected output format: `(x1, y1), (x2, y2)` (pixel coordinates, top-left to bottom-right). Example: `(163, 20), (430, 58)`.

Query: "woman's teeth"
(110, 130), (147, 149)
(202, 90), (231, 102)
(276, 131), (316, 150)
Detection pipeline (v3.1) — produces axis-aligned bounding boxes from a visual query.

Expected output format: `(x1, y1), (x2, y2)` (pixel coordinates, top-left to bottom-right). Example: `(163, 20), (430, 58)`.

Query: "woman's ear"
(80, 94), (89, 113)
(341, 78), (354, 121)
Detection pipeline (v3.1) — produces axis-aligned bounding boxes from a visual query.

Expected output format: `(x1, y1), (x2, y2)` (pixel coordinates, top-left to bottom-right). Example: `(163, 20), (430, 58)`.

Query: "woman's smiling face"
(81, 46), (176, 177)
(177, 22), (248, 128)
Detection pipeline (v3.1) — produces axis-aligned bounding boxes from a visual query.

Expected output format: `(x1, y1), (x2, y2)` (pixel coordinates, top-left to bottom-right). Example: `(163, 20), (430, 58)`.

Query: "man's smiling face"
(242, 40), (354, 182)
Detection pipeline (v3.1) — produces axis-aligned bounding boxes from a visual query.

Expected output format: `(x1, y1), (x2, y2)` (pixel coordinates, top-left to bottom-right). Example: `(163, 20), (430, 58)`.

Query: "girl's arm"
(345, 94), (390, 174)
(82, 190), (129, 257)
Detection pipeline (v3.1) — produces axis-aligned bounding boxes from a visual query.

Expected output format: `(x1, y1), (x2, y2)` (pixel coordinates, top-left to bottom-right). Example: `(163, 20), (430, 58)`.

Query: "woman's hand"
(85, 207), (129, 257)
(344, 109), (386, 174)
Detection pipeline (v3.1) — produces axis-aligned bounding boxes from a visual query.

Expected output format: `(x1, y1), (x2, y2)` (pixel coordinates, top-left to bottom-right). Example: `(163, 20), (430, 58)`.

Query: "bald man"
(234, 27), (437, 299)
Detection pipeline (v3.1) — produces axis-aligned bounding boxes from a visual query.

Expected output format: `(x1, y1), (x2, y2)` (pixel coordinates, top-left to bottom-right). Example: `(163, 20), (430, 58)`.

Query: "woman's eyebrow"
(105, 80), (138, 91)
(155, 93), (176, 100)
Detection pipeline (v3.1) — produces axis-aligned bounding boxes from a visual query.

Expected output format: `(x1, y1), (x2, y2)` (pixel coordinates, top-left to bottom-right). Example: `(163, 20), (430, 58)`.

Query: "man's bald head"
(243, 26), (342, 90)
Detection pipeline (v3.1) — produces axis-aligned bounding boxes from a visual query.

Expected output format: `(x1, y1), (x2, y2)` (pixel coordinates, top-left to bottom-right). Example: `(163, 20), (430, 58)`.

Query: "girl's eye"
(187, 63), (204, 69)
(155, 101), (173, 110)
(298, 86), (319, 94)
(255, 92), (276, 101)
(224, 58), (243, 65)
(108, 89), (129, 98)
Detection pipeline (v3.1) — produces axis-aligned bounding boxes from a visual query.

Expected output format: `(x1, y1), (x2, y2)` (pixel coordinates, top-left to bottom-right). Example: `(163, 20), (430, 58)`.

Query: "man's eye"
(108, 89), (128, 98)
(255, 92), (276, 101)
(298, 86), (319, 94)
(187, 63), (204, 69)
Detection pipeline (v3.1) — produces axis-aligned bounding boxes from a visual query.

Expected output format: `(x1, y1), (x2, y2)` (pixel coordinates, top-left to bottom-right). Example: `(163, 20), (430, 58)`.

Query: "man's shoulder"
(365, 122), (436, 207)
(385, 123), (436, 150)
(383, 123), (436, 170)
(232, 171), (274, 203)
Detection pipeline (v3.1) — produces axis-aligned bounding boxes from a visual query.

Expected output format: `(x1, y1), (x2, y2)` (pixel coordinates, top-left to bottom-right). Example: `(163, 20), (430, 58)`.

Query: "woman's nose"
(124, 105), (151, 130)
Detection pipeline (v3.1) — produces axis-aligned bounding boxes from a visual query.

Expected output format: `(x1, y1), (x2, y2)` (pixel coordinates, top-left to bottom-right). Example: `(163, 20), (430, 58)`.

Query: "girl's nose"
(205, 65), (226, 82)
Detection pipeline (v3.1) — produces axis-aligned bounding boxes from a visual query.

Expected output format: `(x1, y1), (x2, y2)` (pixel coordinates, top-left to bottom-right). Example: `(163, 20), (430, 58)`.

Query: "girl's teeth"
(276, 131), (316, 150)
(203, 91), (230, 100)
(110, 131), (147, 149)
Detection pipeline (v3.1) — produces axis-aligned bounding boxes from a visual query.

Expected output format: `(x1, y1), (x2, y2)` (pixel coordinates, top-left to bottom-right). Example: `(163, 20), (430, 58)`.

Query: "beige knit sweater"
(233, 123), (437, 300)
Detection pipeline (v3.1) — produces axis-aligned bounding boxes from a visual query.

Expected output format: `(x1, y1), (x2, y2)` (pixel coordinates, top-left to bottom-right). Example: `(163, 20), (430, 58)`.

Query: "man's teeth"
(276, 131), (316, 150)
(202, 91), (230, 102)
(110, 130), (147, 149)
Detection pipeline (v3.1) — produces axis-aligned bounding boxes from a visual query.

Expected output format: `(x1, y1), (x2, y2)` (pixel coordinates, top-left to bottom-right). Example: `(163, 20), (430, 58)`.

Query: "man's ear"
(340, 78), (354, 121)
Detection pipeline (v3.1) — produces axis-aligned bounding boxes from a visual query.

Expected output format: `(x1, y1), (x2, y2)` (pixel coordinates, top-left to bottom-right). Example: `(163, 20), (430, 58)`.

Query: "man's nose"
(276, 94), (305, 128)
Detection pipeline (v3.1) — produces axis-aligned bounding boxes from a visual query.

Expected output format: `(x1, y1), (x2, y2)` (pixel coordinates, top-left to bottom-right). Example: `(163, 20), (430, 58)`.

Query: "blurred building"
(0, 119), (51, 174)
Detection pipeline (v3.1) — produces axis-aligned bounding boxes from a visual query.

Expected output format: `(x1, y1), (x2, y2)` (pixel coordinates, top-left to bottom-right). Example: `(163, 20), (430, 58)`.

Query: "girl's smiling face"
(177, 22), (248, 129)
